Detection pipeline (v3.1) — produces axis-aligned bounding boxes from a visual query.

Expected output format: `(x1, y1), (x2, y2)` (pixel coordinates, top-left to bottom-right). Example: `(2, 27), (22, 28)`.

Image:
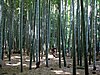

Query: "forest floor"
(0, 53), (100, 75)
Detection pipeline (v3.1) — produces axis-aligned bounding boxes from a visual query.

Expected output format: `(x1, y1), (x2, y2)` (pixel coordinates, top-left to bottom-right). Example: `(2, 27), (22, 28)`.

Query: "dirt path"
(0, 54), (100, 75)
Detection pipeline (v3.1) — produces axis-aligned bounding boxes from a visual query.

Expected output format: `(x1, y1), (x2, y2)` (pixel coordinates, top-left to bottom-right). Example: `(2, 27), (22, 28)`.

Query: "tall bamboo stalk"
(1, 0), (4, 60)
(29, 0), (33, 70)
(57, 0), (61, 68)
(76, 0), (80, 65)
(72, 0), (76, 74)
(19, 0), (24, 72)
(93, 0), (97, 70)
(0, 0), (2, 67)
(80, 0), (89, 74)
(61, 0), (66, 67)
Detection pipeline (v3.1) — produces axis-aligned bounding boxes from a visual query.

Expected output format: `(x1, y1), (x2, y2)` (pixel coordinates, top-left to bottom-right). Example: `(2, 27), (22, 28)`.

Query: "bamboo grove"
(0, 0), (100, 75)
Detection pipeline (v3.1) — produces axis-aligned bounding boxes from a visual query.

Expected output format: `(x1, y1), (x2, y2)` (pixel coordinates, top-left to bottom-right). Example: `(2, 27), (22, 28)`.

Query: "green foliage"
(51, 0), (59, 4)
(97, 0), (100, 2)
(68, 0), (71, 6)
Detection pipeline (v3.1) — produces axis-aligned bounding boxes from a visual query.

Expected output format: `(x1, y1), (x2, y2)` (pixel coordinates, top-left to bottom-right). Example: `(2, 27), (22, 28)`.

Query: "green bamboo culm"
(0, 0), (2, 67)
(72, 0), (76, 74)
(38, 0), (41, 64)
(61, 0), (66, 67)
(89, 0), (92, 65)
(57, 0), (61, 68)
(8, 0), (13, 62)
(93, 0), (97, 70)
(46, 0), (50, 67)
(41, 0), (45, 59)
(68, 1), (72, 56)
(46, 0), (48, 67)
(29, 0), (33, 70)
(85, 0), (89, 68)
(76, 0), (80, 65)
(19, 0), (24, 72)
(80, 0), (89, 74)
(1, 0), (4, 61)
(36, 0), (39, 64)
(33, 0), (37, 62)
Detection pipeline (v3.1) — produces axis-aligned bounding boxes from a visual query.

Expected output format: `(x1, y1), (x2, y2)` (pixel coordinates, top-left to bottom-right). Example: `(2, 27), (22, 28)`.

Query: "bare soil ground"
(0, 54), (100, 75)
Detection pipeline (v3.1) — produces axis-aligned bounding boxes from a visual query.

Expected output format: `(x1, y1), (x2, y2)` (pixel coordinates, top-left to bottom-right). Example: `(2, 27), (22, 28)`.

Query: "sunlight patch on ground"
(11, 57), (15, 59)
(54, 58), (64, 62)
(25, 58), (44, 62)
(23, 64), (27, 66)
(14, 56), (21, 59)
(40, 58), (45, 62)
(32, 65), (36, 68)
(51, 70), (71, 75)
(6, 61), (36, 68)
(4, 55), (7, 58)
(25, 59), (35, 62)
(42, 57), (46, 59)
(6, 62), (20, 66)
(51, 69), (80, 75)
(48, 54), (54, 59)
(89, 65), (100, 70)
(22, 64), (36, 68)
(42, 54), (55, 60)
(11, 56), (20, 59)
(10, 55), (29, 60)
